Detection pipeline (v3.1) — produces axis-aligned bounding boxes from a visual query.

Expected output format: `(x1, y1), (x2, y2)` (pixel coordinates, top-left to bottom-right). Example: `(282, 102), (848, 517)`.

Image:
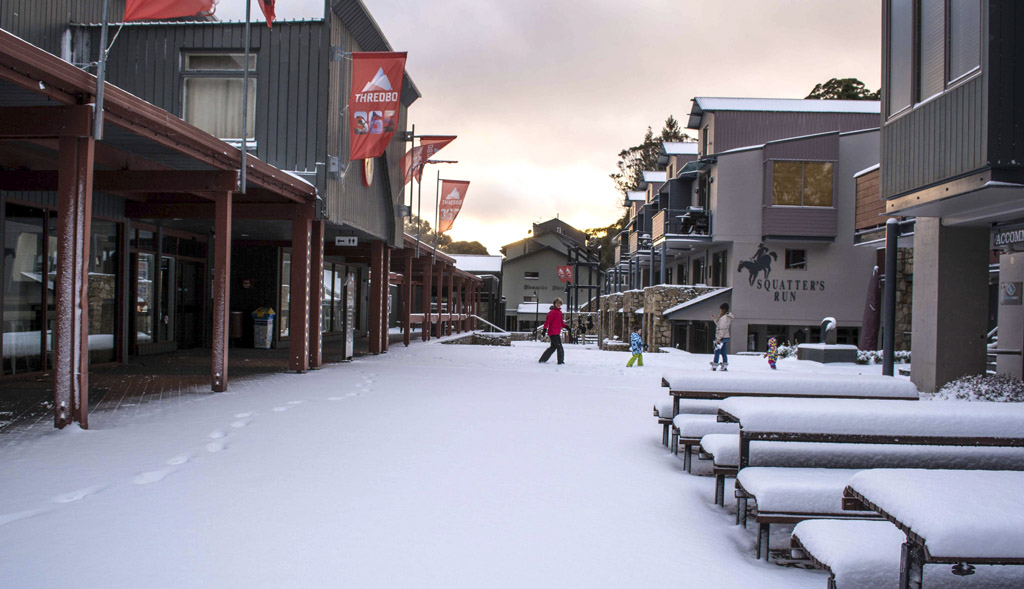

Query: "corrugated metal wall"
(77, 21), (330, 183)
(1, 191), (125, 219)
(880, 75), (985, 199)
(714, 111), (879, 155)
(1, 0), (124, 56)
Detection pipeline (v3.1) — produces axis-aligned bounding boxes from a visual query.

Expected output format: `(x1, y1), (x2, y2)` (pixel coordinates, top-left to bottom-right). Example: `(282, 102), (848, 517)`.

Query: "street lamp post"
(534, 290), (540, 339)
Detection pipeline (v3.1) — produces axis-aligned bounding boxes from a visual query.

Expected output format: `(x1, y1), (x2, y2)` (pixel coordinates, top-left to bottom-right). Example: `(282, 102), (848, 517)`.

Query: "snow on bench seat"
(671, 414), (739, 469)
(847, 469), (1024, 562)
(738, 468), (866, 517)
(700, 433), (738, 468)
(654, 400), (722, 448)
(662, 371), (919, 400)
(792, 519), (904, 588)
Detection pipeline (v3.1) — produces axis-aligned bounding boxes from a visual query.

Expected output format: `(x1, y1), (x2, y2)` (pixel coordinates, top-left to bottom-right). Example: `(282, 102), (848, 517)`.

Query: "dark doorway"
(176, 260), (206, 348)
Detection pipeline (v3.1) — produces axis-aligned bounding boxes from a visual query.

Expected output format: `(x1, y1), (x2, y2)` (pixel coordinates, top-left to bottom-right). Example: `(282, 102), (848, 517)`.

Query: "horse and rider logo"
(737, 243), (778, 286)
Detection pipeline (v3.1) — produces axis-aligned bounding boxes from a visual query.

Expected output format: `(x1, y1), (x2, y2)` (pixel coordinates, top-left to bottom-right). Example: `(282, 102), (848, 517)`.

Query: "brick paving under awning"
(0, 333), (408, 440)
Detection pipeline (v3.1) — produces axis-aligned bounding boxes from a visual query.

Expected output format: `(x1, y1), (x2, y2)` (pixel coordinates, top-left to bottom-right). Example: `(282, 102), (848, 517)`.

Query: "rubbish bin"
(252, 307), (275, 349)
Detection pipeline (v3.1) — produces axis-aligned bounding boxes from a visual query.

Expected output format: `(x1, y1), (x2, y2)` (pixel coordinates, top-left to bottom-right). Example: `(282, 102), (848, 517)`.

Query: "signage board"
(1001, 282), (1023, 306)
(992, 223), (1024, 249)
(335, 236), (359, 247)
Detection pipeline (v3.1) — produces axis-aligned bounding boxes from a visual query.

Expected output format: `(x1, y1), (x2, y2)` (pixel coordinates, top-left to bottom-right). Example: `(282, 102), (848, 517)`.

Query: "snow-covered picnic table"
(717, 397), (1024, 468)
(652, 399), (719, 446)
(671, 413), (737, 470)
(843, 469), (1024, 589)
(660, 371), (918, 415)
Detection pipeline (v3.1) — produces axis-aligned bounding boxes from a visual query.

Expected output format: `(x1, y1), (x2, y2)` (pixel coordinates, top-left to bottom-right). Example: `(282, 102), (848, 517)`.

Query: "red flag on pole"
(258, 0), (276, 27)
(348, 52), (407, 161)
(557, 266), (574, 283)
(401, 136), (456, 185)
(124, 0), (216, 21)
(437, 180), (470, 234)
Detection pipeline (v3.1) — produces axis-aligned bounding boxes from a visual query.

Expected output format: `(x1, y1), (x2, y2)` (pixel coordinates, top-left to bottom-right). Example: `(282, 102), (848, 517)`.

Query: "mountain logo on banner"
(440, 188), (462, 219)
(362, 68), (393, 92)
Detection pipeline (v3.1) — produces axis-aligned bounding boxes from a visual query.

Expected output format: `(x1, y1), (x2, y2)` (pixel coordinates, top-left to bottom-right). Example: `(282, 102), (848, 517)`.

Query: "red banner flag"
(401, 136), (456, 185)
(258, 0), (276, 27)
(557, 265), (574, 283)
(437, 180), (470, 234)
(124, 0), (216, 21)
(348, 52), (407, 161)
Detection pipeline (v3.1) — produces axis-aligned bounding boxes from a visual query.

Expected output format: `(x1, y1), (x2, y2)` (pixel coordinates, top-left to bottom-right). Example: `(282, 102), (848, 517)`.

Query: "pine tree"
(806, 77), (880, 100)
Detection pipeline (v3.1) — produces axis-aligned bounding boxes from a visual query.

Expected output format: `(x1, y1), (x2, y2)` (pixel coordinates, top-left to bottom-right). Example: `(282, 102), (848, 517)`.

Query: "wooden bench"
(652, 399), (719, 448)
(843, 469), (1024, 589)
(671, 413), (737, 471)
(717, 397), (1024, 562)
(697, 433), (738, 506)
(661, 370), (918, 417)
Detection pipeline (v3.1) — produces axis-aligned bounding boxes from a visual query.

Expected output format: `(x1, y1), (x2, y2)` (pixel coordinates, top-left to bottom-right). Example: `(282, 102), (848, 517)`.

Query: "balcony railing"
(652, 207), (711, 240)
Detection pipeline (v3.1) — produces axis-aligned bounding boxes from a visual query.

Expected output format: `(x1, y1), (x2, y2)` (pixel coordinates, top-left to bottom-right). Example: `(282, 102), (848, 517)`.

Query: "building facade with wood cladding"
(879, 0), (1024, 390)
(0, 0), (481, 428)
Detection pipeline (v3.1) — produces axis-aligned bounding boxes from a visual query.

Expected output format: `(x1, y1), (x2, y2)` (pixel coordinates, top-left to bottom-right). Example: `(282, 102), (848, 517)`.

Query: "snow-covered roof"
(641, 170), (667, 183)
(662, 142), (698, 155)
(663, 371), (918, 399)
(451, 254), (502, 273)
(662, 288), (731, 317)
(693, 97), (880, 115)
(626, 191), (646, 202)
(849, 469), (1024, 560)
(853, 163), (881, 178)
(515, 302), (551, 315)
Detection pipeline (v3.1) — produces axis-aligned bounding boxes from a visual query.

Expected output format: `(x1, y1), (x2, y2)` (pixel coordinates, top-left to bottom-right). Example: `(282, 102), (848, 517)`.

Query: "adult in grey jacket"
(711, 303), (733, 371)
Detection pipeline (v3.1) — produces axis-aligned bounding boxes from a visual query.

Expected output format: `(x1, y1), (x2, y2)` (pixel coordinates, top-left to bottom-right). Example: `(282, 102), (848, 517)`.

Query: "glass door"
(2, 204), (46, 375)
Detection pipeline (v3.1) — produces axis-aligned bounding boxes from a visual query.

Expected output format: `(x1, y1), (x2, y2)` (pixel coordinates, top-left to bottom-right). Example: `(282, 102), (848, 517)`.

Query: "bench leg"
(737, 496), (747, 527)
(827, 576), (837, 589)
(757, 522), (770, 561)
(715, 474), (725, 506)
(671, 427), (679, 455)
(683, 444), (692, 472)
(899, 541), (925, 589)
(661, 422), (669, 446)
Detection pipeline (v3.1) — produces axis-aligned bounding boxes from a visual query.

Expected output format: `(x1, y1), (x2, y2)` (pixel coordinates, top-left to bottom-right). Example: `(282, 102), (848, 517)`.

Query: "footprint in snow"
(234, 411), (255, 418)
(0, 508), (49, 528)
(208, 430), (227, 439)
(206, 440), (227, 453)
(272, 406), (290, 412)
(327, 396), (347, 401)
(230, 418), (251, 429)
(287, 400), (304, 405)
(166, 453), (192, 466)
(133, 468), (175, 485)
(53, 485), (107, 503)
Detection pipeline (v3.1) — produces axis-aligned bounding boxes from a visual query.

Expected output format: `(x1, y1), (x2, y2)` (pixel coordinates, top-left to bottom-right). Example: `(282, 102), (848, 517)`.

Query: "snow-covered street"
(0, 340), (884, 587)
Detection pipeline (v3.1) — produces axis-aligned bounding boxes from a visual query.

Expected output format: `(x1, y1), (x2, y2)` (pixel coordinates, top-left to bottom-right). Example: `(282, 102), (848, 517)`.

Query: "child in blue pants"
(626, 326), (644, 367)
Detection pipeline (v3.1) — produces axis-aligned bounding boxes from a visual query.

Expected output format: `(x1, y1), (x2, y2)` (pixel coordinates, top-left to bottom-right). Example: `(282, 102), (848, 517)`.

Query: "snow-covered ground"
(0, 340), (897, 588)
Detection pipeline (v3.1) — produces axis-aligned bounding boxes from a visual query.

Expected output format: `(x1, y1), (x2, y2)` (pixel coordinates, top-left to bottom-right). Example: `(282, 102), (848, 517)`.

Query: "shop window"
(183, 52), (256, 141)
(279, 251), (290, 338)
(711, 251), (728, 286)
(771, 161), (833, 207)
(785, 249), (807, 270)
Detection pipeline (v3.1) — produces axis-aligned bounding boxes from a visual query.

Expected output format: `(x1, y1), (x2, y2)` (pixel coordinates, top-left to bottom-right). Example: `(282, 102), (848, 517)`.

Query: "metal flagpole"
(433, 169), (441, 261)
(240, 0), (252, 194)
(94, 0), (111, 140)
(415, 132), (423, 257)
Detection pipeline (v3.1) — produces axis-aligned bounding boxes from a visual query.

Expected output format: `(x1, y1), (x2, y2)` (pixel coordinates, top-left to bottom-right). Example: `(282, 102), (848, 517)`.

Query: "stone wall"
(601, 293), (624, 343)
(643, 285), (717, 351)
(621, 290), (644, 344)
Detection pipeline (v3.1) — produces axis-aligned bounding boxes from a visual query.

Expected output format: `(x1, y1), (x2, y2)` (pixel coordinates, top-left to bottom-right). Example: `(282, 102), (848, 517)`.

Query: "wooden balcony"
(652, 208), (711, 242)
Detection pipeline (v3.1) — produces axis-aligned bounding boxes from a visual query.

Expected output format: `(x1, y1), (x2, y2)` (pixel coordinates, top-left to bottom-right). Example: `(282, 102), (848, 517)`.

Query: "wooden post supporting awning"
(0, 30), (318, 428)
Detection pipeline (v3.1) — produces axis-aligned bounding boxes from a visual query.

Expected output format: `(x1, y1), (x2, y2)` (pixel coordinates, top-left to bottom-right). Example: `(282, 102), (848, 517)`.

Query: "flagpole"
(433, 169), (441, 261)
(241, 0), (252, 194)
(94, 0), (110, 140)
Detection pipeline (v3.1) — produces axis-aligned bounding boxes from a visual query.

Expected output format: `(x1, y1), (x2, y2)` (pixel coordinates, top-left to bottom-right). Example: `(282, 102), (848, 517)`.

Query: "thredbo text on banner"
(401, 136), (456, 184)
(438, 180), (471, 234)
(349, 52), (407, 161)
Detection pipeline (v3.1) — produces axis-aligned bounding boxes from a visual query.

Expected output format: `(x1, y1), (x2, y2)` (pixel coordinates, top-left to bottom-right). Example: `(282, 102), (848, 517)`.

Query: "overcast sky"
(216, 0), (881, 255)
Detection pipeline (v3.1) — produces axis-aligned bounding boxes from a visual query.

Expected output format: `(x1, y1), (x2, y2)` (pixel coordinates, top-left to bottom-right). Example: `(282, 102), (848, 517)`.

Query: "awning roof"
(663, 288), (732, 321)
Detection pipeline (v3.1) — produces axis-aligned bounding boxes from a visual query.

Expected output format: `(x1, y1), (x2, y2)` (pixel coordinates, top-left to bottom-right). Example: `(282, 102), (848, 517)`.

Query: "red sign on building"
(557, 265), (574, 283)
(348, 52), (407, 161)
(401, 136), (456, 184)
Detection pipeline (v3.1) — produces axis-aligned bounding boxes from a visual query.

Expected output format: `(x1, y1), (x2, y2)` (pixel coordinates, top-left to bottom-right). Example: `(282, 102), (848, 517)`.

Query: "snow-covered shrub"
(775, 345), (799, 359)
(855, 350), (911, 365)
(933, 374), (1024, 403)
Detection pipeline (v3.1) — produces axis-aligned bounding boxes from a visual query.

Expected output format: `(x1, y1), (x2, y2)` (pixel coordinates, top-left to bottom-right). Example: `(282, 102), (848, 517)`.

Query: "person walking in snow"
(764, 336), (779, 370)
(626, 325), (645, 367)
(538, 298), (566, 365)
(711, 303), (733, 371)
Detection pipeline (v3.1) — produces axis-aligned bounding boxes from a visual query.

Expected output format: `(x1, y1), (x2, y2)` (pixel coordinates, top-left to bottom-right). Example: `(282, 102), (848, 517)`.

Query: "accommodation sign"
(737, 244), (825, 302)
(992, 223), (1024, 248)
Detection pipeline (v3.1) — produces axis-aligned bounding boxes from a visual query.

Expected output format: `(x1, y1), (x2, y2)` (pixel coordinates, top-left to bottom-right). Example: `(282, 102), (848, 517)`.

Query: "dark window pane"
(919, 0), (945, 99)
(137, 230), (156, 251)
(162, 235), (178, 255)
(949, 0), (981, 81)
(888, 0), (913, 114)
(178, 237), (207, 259)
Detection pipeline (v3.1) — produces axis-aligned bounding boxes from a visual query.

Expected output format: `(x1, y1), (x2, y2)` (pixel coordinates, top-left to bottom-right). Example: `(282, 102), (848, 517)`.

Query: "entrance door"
(176, 260), (205, 348)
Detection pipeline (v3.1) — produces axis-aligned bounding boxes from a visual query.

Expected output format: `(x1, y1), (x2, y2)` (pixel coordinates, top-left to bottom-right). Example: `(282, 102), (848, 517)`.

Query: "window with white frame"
(183, 53), (257, 141)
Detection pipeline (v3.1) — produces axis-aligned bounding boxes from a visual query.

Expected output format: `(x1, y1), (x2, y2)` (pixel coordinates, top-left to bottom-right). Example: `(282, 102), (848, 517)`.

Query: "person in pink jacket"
(538, 298), (566, 365)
